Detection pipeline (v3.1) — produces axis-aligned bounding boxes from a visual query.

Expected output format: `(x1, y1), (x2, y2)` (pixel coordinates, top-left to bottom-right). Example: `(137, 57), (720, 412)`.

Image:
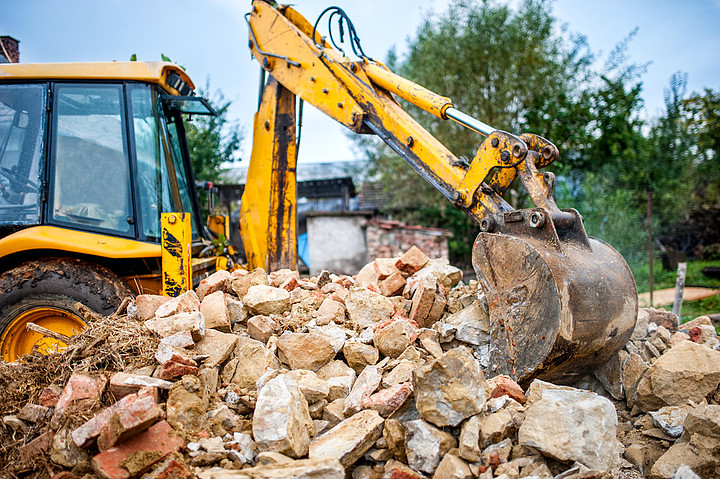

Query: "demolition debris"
(1, 246), (719, 479)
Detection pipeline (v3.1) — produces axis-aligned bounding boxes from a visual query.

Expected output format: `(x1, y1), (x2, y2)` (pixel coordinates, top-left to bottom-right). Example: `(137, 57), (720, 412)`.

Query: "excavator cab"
(0, 62), (218, 361)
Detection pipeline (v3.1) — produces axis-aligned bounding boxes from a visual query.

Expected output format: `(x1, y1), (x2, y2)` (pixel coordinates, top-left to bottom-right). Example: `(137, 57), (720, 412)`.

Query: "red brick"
(379, 272), (406, 297)
(91, 421), (184, 479)
(280, 276), (301, 291)
(109, 373), (173, 399)
(195, 270), (231, 301)
(19, 430), (54, 462)
(144, 457), (192, 479)
(374, 258), (401, 280)
(97, 396), (160, 451)
(383, 462), (425, 479)
(487, 374), (526, 405)
(157, 360), (199, 380)
(361, 383), (413, 417)
(51, 373), (107, 427)
(247, 315), (281, 343)
(39, 385), (63, 408)
(395, 245), (430, 276)
(73, 393), (140, 448)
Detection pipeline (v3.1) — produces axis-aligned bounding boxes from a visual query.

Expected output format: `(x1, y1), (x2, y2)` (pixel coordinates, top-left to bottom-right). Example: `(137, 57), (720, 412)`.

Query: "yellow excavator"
(239, 0), (638, 384)
(0, 1), (637, 385)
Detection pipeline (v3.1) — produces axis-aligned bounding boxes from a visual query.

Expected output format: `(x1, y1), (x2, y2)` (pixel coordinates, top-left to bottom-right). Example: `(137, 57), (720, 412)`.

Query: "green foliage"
(184, 83), (242, 184)
(362, 0), (596, 261)
(355, 1), (720, 269)
(632, 259), (720, 294)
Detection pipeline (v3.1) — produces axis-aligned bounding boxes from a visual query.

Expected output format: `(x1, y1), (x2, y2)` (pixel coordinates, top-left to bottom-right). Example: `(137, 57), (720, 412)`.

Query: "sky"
(3, 0), (720, 167)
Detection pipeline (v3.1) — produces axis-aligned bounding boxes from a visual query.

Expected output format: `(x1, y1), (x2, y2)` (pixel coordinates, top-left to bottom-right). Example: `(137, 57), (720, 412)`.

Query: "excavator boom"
(242, 1), (638, 385)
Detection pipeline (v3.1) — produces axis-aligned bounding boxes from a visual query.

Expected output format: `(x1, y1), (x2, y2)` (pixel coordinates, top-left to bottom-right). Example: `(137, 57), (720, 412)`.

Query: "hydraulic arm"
(242, 1), (638, 385)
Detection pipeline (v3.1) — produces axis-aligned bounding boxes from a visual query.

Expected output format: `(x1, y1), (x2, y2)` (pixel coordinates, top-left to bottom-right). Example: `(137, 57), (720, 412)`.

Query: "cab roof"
(0, 61), (195, 95)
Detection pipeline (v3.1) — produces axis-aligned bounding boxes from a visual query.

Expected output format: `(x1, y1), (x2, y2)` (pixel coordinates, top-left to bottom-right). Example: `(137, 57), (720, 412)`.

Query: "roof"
(225, 160), (367, 183)
(365, 218), (453, 237)
(0, 61), (194, 93)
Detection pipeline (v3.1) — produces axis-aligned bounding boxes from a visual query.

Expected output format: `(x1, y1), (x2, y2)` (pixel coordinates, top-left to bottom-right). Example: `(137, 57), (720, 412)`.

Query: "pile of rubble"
(2, 245), (719, 479)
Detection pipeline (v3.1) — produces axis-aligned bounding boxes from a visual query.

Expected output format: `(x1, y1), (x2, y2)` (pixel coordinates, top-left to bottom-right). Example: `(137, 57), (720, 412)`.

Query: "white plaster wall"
(307, 215), (369, 275)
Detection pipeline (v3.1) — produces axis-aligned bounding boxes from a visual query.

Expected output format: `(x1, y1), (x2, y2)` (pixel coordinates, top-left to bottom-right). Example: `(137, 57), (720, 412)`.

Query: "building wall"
(306, 215), (369, 275)
(366, 221), (450, 260)
(0, 37), (19, 63)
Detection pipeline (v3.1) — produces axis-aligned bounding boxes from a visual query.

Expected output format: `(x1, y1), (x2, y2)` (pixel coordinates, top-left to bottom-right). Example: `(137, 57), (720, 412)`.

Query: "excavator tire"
(0, 257), (131, 362)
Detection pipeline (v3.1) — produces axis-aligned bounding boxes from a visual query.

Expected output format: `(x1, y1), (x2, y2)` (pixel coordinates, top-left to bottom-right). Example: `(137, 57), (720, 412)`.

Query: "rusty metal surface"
(473, 210), (638, 386)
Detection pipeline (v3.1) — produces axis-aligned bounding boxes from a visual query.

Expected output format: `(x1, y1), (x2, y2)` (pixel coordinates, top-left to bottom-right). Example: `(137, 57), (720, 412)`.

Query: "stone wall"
(365, 219), (451, 260)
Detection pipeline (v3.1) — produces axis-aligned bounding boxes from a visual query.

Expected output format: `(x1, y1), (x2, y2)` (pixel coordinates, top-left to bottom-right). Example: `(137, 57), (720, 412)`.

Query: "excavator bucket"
(472, 207), (638, 387)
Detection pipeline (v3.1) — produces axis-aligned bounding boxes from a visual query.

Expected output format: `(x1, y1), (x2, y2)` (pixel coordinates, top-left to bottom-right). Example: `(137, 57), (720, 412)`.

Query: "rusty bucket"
(472, 207), (638, 386)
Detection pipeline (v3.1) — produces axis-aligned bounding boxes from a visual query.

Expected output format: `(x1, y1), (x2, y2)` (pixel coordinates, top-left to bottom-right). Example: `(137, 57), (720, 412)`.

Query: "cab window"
(50, 84), (133, 235)
(129, 83), (180, 240)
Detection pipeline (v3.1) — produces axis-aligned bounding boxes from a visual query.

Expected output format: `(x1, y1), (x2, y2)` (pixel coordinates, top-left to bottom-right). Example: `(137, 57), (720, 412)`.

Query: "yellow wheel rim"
(1, 307), (85, 362)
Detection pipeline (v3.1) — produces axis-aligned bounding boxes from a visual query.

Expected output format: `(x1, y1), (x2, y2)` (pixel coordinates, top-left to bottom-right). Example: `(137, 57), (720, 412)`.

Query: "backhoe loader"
(240, 1), (638, 385)
(0, 62), (222, 361)
(0, 1), (638, 386)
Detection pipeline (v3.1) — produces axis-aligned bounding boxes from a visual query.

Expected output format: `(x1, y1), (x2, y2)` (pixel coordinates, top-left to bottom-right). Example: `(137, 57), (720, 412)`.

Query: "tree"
(184, 84), (242, 184)
(129, 54), (243, 187)
(358, 0), (596, 264)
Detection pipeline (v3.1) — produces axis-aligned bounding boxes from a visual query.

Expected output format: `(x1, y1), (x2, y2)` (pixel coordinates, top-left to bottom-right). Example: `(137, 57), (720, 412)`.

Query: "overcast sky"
(3, 0), (720, 165)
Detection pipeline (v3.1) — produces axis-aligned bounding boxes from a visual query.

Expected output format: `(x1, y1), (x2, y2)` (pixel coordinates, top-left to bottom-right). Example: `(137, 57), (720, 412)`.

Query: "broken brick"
(39, 385), (63, 408)
(487, 375), (526, 405)
(97, 396), (161, 451)
(374, 258), (401, 280)
(157, 360), (199, 380)
(247, 315), (281, 343)
(144, 312), (205, 341)
(379, 272), (407, 297)
(154, 290), (200, 318)
(396, 246), (430, 276)
(51, 373), (107, 428)
(154, 343), (196, 367)
(109, 373), (173, 399)
(73, 394), (144, 448)
(91, 420), (184, 479)
(409, 277), (445, 328)
(19, 430), (55, 462)
(144, 457), (192, 479)
(316, 298), (346, 326)
(195, 270), (231, 301)
(159, 330), (195, 349)
(361, 383), (413, 417)
(18, 403), (50, 423)
(136, 295), (171, 322)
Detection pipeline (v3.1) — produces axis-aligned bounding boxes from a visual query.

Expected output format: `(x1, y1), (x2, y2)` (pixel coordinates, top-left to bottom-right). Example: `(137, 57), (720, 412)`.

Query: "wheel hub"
(0, 307), (85, 362)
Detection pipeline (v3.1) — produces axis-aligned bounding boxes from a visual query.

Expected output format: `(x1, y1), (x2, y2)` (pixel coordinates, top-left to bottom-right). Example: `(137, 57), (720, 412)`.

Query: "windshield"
(0, 84), (45, 225)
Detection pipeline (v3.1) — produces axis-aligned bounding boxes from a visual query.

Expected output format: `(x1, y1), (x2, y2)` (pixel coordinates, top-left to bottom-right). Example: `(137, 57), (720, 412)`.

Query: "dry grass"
(0, 299), (160, 474)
